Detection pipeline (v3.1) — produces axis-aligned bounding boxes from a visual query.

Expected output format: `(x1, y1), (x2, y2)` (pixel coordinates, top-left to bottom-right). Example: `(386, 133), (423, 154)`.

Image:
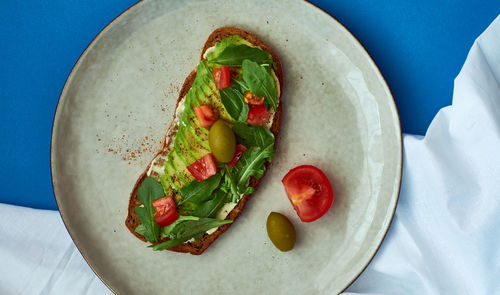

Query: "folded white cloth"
(345, 14), (500, 295)
(2, 14), (499, 295)
(0, 204), (111, 294)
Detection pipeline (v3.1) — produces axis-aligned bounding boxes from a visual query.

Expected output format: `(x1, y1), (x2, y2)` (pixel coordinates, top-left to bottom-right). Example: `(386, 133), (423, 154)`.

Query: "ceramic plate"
(51, 0), (402, 294)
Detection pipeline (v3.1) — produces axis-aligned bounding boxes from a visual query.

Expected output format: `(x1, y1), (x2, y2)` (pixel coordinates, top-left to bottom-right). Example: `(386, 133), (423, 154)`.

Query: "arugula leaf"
(242, 60), (277, 110)
(134, 177), (165, 242)
(206, 36), (248, 60)
(134, 224), (147, 237)
(220, 87), (249, 122)
(179, 174), (222, 207)
(161, 215), (199, 238)
(236, 144), (275, 193)
(193, 190), (229, 218)
(221, 165), (240, 202)
(208, 45), (274, 67)
(152, 218), (233, 251)
(232, 122), (275, 149)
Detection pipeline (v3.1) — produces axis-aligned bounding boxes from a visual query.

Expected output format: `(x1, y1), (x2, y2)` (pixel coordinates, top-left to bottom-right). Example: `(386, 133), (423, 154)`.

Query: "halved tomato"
(194, 105), (218, 127)
(281, 165), (334, 222)
(212, 66), (231, 89)
(187, 153), (217, 181)
(246, 105), (270, 126)
(152, 196), (179, 227)
(226, 144), (247, 168)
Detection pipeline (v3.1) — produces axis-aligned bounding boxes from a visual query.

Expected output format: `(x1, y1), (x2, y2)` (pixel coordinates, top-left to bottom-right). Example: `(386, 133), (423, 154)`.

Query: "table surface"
(1, 1), (498, 210)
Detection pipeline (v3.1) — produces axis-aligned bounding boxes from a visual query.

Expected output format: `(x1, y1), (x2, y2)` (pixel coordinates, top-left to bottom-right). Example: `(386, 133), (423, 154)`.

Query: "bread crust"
(125, 27), (283, 255)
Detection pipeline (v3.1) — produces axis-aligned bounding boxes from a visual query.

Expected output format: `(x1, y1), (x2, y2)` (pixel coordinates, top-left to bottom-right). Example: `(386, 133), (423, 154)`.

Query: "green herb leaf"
(161, 216), (199, 238)
(242, 60), (277, 110)
(134, 177), (165, 242)
(134, 224), (147, 236)
(232, 79), (250, 93)
(192, 190), (229, 218)
(221, 165), (240, 202)
(241, 186), (256, 195)
(193, 232), (205, 241)
(236, 144), (275, 193)
(220, 87), (249, 122)
(179, 174), (222, 207)
(208, 45), (274, 67)
(232, 122), (275, 149)
(206, 36), (248, 60)
(152, 218), (233, 251)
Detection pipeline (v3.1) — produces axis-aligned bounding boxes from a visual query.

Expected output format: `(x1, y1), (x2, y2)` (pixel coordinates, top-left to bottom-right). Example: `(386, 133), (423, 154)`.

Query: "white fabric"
(345, 15), (500, 295)
(0, 204), (111, 294)
(2, 15), (500, 295)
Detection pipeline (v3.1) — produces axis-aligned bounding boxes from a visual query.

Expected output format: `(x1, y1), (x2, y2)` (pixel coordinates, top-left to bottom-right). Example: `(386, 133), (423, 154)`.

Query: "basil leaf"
(209, 45), (274, 66)
(232, 79), (249, 93)
(232, 122), (275, 149)
(236, 144), (275, 193)
(242, 60), (277, 110)
(192, 190), (229, 218)
(134, 177), (165, 242)
(193, 232), (205, 241)
(220, 87), (249, 122)
(152, 218), (233, 251)
(179, 174), (222, 207)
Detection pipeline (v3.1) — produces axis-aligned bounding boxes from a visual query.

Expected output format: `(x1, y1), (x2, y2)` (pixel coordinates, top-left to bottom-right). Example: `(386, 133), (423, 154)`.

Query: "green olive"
(266, 212), (296, 252)
(209, 119), (236, 163)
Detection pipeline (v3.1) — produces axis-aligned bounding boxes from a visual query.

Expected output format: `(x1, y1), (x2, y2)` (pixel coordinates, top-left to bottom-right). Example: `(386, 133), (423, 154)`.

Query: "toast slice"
(125, 27), (283, 255)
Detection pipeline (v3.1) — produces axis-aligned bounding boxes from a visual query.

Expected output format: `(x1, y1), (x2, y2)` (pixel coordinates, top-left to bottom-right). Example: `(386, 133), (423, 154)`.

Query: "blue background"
(1, 1), (498, 210)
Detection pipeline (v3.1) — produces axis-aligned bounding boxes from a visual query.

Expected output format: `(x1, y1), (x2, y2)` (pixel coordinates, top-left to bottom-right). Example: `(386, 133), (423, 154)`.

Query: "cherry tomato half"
(152, 196), (179, 227)
(187, 153), (217, 181)
(212, 66), (231, 90)
(226, 144), (247, 168)
(194, 105), (218, 128)
(246, 105), (270, 126)
(281, 165), (334, 222)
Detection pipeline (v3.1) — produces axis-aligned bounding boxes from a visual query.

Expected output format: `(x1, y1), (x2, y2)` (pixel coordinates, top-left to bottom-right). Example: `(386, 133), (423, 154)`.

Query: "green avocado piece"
(174, 126), (196, 165)
(177, 123), (211, 164)
(181, 92), (210, 148)
(163, 158), (181, 191)
(170, 149), (193, 184)
(161, 60), (233, 193)
(163, 148), (192, 191)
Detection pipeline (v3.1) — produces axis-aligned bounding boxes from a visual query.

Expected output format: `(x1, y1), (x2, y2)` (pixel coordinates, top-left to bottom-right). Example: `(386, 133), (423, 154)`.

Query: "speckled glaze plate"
(51, 0), (402, 294)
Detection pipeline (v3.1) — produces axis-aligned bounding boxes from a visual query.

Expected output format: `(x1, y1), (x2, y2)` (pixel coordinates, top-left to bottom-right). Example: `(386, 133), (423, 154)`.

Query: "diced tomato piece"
(212, 66), (231, 89)
(226, 144), (247, 168)
(282, 165), (334, 222)
(246, 105), (270, 126)
(152, 196), (179, 227)
(194, 105), (218, 127)
(187, 153), (217, 181)
(243, 91), (265, 105)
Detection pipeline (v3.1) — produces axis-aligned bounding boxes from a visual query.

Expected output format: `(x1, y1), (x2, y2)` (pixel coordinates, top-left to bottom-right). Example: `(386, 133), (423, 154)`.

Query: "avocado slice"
(180, 103), (210, 150)
(160, 60), (233, 193)
(164, 148), (192, 191)
(169, 149), (192, 184)
(175, 125), (202, 164)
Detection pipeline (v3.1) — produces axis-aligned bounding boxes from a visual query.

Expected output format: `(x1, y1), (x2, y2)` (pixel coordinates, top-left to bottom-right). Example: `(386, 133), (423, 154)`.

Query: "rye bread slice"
(125, 27), (283, 255)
